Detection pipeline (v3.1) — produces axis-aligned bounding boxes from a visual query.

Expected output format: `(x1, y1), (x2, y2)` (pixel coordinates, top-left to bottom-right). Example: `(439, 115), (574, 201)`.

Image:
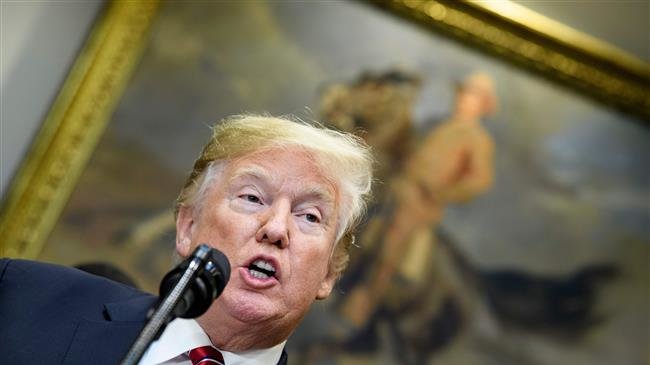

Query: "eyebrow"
(299, 185), (336, 207)
(228, 165), (336, 206)
(228, 165), (272, 185)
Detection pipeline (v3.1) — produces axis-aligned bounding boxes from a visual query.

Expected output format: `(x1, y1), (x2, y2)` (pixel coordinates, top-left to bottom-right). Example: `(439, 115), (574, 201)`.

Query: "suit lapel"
(63, 294), (290, 365)
(104, 295), (158, 322)
(63, 295), (157, 365)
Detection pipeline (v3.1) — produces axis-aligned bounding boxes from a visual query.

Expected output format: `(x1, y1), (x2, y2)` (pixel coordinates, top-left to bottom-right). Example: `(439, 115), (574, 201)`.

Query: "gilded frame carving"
(366, 0), (649, 120)
(0, 1), (160, 258)
(0, 0), (647, 259)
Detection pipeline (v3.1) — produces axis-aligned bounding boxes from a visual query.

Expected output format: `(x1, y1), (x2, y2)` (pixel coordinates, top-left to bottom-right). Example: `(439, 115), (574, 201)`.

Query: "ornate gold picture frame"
(0, 1), (160, 258)
(1, 0), (647, 264)
(1, 1), (647, 363)
(369, 0), (649, 119)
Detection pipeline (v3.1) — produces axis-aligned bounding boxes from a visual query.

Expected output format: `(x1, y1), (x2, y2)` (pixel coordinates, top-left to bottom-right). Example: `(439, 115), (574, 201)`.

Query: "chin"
(221, 290), (283, 324)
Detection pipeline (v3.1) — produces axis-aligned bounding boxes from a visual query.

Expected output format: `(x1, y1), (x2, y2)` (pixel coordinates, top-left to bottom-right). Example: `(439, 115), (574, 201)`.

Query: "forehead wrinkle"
(227, 164), (272, 186)
(296, 185), (335, 208)
(228, 159), (337, 207)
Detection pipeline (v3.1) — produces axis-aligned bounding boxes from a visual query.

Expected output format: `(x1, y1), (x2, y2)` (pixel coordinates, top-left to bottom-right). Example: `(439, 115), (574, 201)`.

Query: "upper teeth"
(252, 259), (275, 273)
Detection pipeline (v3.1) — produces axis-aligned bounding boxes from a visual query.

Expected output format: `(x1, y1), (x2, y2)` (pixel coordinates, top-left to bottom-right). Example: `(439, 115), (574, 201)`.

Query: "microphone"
(120, 244), (230, 365)
(159, 244), (231, 318)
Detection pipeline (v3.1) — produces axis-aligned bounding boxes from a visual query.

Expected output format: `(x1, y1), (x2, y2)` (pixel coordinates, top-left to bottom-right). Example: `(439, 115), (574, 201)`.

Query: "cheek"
(460, 95), (482, 110)
(195, 207), (252, 249)
(293, 244), (332, 282)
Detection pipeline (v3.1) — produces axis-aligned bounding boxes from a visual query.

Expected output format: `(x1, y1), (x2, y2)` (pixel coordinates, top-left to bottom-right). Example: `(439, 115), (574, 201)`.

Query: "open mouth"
(247, 258), (277, 280)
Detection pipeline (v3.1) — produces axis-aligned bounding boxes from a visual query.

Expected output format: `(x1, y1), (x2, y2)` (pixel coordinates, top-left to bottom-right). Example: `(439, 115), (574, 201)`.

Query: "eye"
(304, 213), (320, 223)
(241, 194), (262, 204)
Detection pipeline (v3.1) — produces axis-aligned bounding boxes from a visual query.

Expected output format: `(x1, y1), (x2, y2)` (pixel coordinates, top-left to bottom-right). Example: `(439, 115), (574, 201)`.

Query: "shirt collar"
(138, 318), (286, 365)
(139, 318), (212, 365)
(221, 340), (286, 365)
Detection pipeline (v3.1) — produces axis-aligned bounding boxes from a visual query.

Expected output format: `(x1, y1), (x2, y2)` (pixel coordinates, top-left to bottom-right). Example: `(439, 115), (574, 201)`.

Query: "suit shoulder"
(0, 258), (151, 307)
(0, 259), (155, 364)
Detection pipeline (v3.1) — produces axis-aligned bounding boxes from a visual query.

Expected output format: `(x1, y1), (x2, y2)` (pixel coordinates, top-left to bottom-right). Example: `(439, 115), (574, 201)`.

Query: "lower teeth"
(250, 269), (269, 279)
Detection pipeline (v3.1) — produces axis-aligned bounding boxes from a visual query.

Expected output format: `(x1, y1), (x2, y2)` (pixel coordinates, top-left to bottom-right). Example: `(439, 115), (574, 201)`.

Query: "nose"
(255, 200), (290, 249)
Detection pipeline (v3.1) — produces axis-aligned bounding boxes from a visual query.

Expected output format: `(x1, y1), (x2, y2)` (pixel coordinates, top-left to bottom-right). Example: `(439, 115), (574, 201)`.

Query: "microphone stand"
(120, 245), (217, 365)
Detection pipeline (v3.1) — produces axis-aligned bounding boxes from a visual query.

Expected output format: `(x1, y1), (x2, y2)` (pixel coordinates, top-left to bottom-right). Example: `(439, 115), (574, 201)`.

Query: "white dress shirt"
(137, 318), (286, 365)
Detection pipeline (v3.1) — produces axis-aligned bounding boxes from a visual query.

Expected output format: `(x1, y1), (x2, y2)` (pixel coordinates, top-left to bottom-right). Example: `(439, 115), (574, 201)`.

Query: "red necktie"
(188, 346), (225, 365)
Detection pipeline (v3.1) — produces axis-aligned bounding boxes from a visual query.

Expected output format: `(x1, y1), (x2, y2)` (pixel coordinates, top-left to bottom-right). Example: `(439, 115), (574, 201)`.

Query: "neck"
(450, 113), (480, 126)
(196, 306), (292, 352)
(452, 102), (491, 123)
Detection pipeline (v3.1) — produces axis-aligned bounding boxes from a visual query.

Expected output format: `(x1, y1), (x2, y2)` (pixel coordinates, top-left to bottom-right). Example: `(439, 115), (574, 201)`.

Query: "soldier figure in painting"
(319, 70), (498, 364)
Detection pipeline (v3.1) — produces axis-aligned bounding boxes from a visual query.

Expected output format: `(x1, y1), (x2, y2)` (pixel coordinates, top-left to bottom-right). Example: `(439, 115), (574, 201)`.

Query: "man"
(0, 115), (374, 365)
(340, 72), (496, 328)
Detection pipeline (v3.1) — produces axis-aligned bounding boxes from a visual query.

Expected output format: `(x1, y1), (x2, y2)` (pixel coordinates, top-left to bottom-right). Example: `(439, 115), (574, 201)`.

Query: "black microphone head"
(205, 247), (231, 294)
(177, 246), (231, 319)
(159, 244), (231, 319)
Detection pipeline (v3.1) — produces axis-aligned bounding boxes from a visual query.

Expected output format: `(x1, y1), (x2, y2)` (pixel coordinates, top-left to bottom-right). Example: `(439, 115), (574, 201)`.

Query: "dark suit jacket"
(0, 259), (288, 365)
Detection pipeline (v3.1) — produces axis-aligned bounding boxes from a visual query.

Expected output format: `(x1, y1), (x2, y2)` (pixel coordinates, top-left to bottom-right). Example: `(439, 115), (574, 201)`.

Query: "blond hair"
(175, 114), (374, 276)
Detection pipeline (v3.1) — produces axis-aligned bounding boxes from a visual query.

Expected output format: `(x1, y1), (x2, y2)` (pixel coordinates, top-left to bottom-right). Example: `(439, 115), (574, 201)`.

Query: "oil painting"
(8, 1), (648, 364)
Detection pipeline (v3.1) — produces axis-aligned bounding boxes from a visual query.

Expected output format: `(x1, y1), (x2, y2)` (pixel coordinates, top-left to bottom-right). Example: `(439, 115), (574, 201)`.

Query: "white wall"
(513, 0), (649, 61)
(0, 0), (104, 197)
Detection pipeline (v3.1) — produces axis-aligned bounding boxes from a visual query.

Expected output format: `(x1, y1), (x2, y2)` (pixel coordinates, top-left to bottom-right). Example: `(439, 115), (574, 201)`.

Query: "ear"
(315, 269), (338, 300)
(175, 206), (195, 257)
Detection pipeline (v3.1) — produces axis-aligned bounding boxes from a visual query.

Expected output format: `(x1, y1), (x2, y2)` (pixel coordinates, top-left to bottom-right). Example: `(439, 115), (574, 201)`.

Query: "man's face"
(176, 147), (339, 337)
